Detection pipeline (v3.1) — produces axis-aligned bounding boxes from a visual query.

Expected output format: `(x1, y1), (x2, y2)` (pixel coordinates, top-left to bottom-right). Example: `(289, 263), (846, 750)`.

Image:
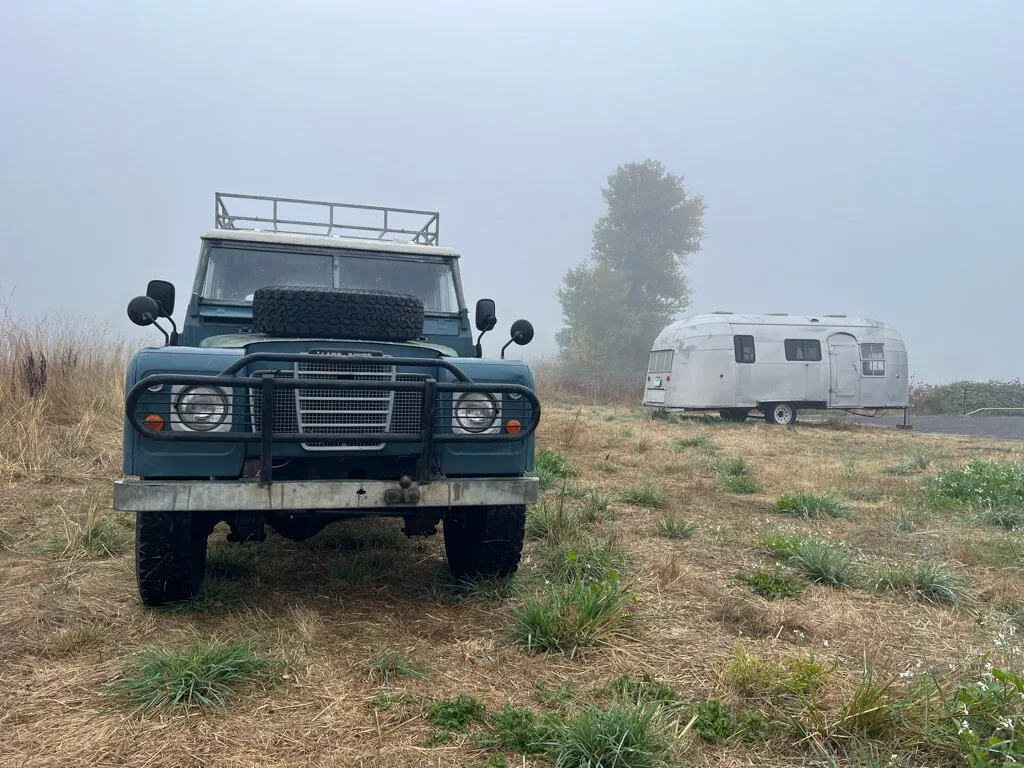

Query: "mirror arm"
(500, 334), (520, 360)
(147, 315), (170, 345)
(474, 319), (496, 358)
(160, 312), (179, 346)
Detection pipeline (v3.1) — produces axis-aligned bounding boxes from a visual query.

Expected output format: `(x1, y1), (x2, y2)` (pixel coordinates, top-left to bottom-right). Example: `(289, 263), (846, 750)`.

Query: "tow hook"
(384, 475), (421, 504)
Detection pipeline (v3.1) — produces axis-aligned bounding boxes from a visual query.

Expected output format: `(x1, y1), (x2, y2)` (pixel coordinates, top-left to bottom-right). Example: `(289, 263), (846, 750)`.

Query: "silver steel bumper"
(113, 477), (539, 512)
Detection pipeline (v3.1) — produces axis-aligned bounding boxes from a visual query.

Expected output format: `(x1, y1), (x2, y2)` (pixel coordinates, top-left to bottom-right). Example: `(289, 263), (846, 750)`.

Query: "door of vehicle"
(828, 333), (860, 407)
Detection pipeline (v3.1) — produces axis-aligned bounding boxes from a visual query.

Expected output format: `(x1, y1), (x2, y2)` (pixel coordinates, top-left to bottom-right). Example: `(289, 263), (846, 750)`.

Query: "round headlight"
(454, 392), (498, 433)
(175, 386), (228, 431)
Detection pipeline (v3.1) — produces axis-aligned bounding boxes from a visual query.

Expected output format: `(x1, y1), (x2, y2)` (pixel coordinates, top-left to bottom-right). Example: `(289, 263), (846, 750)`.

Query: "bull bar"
(125, 353), (541, 485)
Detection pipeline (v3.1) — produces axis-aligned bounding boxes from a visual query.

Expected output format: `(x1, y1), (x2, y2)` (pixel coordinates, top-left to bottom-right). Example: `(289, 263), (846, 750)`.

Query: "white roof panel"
(201, 229), (459, 258)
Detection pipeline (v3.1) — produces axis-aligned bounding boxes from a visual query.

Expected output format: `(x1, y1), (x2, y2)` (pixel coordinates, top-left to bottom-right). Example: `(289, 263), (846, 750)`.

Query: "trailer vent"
(824, 314), (847, 317)
(766, 313), (788, 316)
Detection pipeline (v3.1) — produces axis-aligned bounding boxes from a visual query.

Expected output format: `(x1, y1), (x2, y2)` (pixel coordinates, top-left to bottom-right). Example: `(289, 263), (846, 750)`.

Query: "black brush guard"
(126, 353), (540, 484)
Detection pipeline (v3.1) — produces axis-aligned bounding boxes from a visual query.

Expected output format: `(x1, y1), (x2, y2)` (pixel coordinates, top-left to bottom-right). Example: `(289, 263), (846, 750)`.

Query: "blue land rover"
(114, 193), (539, 606)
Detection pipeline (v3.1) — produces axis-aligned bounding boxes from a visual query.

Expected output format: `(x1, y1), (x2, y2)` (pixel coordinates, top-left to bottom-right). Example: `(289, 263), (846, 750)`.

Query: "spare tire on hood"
(252, 286), (425, 342)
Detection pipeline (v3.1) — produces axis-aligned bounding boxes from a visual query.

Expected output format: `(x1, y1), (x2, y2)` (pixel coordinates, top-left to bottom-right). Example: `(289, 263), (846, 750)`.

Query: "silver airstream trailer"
(642, 313), (909, 425)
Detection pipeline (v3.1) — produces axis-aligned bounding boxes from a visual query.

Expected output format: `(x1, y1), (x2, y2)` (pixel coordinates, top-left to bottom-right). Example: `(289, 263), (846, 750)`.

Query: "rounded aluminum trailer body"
(642, 313), (909, 412)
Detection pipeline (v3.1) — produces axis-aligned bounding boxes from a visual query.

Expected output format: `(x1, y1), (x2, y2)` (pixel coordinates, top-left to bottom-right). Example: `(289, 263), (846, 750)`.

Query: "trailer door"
(828, 333), (860, 406)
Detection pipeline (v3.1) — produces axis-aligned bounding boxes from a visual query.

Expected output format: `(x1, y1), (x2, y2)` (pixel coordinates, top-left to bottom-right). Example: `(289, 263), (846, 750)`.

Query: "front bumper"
(113, 476), (540, 512)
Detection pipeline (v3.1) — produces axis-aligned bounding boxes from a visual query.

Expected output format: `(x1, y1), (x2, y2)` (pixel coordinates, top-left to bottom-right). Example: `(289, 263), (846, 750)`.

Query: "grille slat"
(249, 353), (426, 451)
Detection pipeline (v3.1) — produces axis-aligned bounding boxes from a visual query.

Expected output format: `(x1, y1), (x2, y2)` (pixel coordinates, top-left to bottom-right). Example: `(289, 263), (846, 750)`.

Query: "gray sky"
(1, 1), (1021, 383)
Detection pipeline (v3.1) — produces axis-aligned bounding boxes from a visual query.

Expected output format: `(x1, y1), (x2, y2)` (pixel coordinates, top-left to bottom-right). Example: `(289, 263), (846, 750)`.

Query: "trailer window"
(734, 335), (755, 363)
(860, 343), (885, 376)
(785, 339), (822, 361)
(648, 350), (673, 372)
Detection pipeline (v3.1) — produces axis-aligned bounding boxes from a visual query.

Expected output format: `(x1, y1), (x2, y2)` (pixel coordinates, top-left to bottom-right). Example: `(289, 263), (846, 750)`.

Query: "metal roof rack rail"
(214, 193), (440, 245)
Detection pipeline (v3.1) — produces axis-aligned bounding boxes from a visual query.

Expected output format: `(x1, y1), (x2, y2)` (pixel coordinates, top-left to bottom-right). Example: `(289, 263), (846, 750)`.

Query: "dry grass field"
(4, 323), (1024, 766)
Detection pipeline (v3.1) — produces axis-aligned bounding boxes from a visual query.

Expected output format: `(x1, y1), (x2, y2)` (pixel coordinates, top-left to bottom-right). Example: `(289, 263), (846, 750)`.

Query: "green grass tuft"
(718, 457), (760, 494)
(549, 702), (673, 768)
(972, 507), (1024, 531)
(538, 533), (629, 585)
(670, 435), (717, 453)
(206, 543), (260, 579)
(654, 517), (695, 540)
(604, 672), (681, 709)
(328, 550), (402, 587)
(871, 562), (968, 604)
(360, 647), (426, 686)
(775, 491), (849, 519)
(581, 488), (614, 523)
(759, 531), (856, 587)
(481, 701), (556, 756)
(688, 699), (775, 744)
(883, 452), (934, 476)
(106, 638), (284, 714)
(510, 578), (639, 656)
(619, 483), (666, 509)
(160, 578), (244, 614)
(426, 693), (486, 732)
(526, 499), (582, 541)
(593, 460), (617, 474)
(734, 570), (807, 600)
(33, 516), (130, 559)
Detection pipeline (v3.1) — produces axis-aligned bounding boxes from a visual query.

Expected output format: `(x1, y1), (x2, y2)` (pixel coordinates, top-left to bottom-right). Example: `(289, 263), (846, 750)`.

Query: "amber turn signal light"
(505, 419), (522, 434)
(144, 413), (164, 431)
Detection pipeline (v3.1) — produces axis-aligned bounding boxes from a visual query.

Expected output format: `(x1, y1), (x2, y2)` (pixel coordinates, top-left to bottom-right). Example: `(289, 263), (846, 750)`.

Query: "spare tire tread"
(252, 286), (424, 342)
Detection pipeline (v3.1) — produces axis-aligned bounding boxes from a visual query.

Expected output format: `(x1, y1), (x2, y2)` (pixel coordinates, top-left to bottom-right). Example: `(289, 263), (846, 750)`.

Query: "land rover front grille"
(250, 354), (425, 450)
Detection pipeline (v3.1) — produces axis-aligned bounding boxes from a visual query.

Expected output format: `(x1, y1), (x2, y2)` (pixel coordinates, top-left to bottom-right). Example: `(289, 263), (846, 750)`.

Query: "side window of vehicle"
(784, 339), (822, 361)
(860, 343), (885, 376)
(734, 335), (755, 363)
(648, 349), (673, 372)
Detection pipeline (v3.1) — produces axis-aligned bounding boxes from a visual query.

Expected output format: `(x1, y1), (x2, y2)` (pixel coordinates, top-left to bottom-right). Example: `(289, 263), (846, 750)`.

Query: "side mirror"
(475, 298), (497, 332)
(146, 280), (176, 316)
(127, 296), (161, 326)
(510, 319), (534, 346)
(501, 319), (535, 358)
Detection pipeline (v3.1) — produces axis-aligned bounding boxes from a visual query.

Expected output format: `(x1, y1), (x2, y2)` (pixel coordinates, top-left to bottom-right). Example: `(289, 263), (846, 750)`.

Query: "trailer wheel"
(720, 409), (749, 422)
(764, 403), (797, 426)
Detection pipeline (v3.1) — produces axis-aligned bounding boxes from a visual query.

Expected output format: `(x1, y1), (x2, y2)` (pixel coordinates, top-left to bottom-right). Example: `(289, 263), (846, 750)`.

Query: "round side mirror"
(127, 295), (161, 326)
(510, 319), (534, 345)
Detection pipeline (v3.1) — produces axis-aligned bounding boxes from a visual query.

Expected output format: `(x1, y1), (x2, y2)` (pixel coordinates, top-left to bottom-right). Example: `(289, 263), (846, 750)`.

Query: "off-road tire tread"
(443, 504), (526, 580)
(136, 511), (210, 606)
(252, 286), (424, 341)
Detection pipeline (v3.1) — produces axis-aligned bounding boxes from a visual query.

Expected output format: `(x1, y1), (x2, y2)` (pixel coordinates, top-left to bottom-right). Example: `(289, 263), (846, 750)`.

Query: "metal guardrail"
(214, 193), (440, 245)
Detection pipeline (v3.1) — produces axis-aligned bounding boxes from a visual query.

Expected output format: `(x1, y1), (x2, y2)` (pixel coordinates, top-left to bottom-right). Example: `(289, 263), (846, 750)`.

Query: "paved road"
(843, 414), (1024, 441)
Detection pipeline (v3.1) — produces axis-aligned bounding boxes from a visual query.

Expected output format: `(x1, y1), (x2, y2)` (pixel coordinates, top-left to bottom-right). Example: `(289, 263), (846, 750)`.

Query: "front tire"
(443, 505), (526, 580)
(136, 511), (213, 606)
(764, 403), (797, 426)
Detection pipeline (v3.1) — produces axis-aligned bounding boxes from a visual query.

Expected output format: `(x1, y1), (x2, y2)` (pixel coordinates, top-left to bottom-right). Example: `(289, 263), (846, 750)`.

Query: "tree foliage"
(557, 160), (705, 372)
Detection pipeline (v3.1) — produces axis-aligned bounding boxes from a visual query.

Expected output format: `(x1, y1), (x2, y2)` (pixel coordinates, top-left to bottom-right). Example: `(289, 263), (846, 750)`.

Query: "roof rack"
(214, 193), (440, 245)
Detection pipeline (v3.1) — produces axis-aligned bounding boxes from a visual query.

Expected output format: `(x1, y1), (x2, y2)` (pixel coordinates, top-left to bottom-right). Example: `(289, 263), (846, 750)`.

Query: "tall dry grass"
(532, 357), (642, 407)
(0, 302), (126, 483)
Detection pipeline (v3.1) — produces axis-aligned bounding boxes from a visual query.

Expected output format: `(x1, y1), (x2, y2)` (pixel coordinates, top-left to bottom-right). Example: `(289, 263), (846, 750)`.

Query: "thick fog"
(1, 2), (1020, 382)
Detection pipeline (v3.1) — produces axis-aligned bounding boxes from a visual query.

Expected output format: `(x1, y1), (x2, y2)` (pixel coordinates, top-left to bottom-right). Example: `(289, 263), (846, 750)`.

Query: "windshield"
(201, 246), (460, 313)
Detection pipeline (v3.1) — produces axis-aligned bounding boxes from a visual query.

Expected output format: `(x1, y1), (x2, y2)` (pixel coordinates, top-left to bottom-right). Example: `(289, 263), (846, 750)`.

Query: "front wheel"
(136, 511), (213, 606)
(443, 505), (526, 581)
(764, 403), (797, 426)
